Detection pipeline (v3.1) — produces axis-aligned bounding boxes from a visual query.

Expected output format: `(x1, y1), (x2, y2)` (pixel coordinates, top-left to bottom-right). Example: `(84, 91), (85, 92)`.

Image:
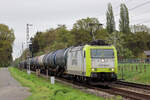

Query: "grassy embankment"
(9, 67), (105, 100)
(118, 63), (150, 84)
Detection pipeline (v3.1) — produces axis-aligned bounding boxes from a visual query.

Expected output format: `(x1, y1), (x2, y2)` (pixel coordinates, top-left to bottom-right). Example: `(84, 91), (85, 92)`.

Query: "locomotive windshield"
(91, 49), (114, 58)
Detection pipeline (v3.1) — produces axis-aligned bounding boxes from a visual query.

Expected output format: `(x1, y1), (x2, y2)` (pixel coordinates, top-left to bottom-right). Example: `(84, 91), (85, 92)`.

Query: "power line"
(128, 1), (150, 25)
(129, 1), (150, 11)
(100, 0), (138, 22)
(114, 1), (150, 17)
(114, 0), (132, 10)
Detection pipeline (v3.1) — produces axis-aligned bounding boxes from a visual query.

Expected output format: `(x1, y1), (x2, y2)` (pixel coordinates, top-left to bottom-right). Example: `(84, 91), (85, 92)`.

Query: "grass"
(9, 67), (105, 100)
(118, 63), (150, 84)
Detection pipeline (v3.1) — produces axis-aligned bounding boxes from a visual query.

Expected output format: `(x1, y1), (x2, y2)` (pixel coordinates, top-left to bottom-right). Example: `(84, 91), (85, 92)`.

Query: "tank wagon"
(19, 43), (118, 82)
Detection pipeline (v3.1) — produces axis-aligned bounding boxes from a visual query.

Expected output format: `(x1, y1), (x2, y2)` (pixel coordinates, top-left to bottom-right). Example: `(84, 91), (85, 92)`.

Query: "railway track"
(114, 80), (150, 91)
(106, 86), (150, 100)
(111, 80), (150, 99)
(56, 77), (150, 100)
(25, 69), (150, 100)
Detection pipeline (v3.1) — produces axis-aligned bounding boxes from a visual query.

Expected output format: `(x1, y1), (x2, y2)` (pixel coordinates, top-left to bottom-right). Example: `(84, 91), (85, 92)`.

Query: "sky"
(0, 0), (150, 60)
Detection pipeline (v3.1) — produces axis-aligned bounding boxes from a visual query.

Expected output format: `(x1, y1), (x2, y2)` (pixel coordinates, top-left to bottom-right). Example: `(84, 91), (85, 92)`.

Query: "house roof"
(144, 51), (150, 56)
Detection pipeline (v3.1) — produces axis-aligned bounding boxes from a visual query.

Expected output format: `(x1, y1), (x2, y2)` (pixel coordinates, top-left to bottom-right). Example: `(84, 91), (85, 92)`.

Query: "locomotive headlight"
(92, 68), (97, 71)
(109, 68), (115, 71)
(111, 68), (114, 71)
(92, 68), (95, 71)
(101, 59), (104, 62)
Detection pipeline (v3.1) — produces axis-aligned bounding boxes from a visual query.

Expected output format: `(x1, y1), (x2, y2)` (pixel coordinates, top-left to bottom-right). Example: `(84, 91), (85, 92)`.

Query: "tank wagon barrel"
(38, 55), (45, 66)
(42, 48), (70, 69)
(44, 52), (54, 67)
(54, 48), (68, 68)
(26, 48), (70, 70)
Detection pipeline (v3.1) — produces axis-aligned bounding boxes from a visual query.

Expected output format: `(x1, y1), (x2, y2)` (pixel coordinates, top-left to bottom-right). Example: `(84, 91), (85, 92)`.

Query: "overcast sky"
(0, 0), (149, 60)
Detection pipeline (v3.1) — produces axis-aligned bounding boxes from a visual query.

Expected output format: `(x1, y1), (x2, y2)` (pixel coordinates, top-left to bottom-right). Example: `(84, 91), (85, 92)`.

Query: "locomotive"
(19, 40), (118, 83)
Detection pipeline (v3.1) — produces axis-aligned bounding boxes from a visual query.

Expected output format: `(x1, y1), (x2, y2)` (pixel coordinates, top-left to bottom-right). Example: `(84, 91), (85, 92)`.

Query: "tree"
(127, 31), (150, 57)
(30, 32), (41, 54)
(0, 24), (15, 67)
(119, 3), (130, 34)
(106, 31), (134, 58)
(106, 3), (115, 34)
(71, 17), (102, 45)
(50, 25), (75, 50)
(30, 25), (75, 56)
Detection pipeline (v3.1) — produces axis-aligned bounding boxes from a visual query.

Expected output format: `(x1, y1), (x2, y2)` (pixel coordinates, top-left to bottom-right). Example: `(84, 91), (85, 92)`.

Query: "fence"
(118, 58), (150, 85)
(118, 58), (150, 64)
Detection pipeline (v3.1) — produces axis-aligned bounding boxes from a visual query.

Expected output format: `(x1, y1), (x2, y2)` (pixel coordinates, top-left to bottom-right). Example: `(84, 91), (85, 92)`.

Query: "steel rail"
(22, 69), (150, 100)
(115, 80), (150, 90)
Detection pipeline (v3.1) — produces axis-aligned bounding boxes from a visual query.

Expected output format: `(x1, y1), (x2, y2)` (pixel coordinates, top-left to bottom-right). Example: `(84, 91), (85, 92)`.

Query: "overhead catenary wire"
(114, 0), (150, 17)
(112, 0), (150, 27)
(99, 0), (149, 27)
(129, 0), (150, 11)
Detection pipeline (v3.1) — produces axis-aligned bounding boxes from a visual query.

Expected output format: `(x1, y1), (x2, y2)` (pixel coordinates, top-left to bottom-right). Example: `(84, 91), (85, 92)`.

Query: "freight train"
(19, 40), (118, 83)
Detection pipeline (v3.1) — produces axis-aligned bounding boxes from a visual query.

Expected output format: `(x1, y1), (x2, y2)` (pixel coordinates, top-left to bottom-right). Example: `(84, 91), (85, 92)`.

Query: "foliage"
(0, 24), (15, 67)
(9, 67), (104, 100)
(30, 25), (74, 56)
(71, 17), (102, 45)
(126, 31), (150, 57)
(119, 3), (130, 34)
(106, 3), (115, 34)
(16, 4), (150, 60)
(17, 16), (150, 59)
(106, 31), (134, 58)
(30, 18), (106, 57)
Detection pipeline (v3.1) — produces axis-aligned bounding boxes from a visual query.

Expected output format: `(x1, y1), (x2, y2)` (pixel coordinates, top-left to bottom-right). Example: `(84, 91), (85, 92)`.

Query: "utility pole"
(89, 23), (103, 41)
(26, 24), (32, 74)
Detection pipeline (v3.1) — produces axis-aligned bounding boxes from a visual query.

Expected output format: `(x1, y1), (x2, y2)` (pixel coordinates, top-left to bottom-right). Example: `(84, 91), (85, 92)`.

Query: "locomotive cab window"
(90, 49), (114, 58)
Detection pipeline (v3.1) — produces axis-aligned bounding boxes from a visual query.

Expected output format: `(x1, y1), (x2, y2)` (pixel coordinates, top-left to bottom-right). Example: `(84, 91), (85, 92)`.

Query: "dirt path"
(0, 68), (31, 100)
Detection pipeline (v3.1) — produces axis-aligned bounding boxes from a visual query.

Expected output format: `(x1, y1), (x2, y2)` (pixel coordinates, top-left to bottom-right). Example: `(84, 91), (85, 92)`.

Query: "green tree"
(127, 31), (150, 57)
(119, 3), (130, 34)
(0, 24), (15, 67)
(31, 32), (41, 54)
(107, 31), (134, 58)
(30, 25), (74, 56)
(50, 25), (75, 51)
(71, 17), (101, 45)
(106, 3), (115, 34)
